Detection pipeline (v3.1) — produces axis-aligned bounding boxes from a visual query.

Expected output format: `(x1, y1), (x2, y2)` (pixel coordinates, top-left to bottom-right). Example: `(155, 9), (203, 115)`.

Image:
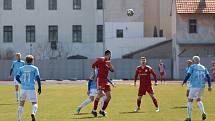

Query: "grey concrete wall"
(0, 59), (172, 80)
(176, 14), (215, 44)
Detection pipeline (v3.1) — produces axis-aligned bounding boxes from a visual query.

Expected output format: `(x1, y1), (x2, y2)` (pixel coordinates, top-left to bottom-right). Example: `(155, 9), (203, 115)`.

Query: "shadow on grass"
(119, 111), (145, 114)
(0, 103), (16, 106)
(74, 113), (91, 115)
(171, 106), (187, 109)
(72, 116), (104, 119)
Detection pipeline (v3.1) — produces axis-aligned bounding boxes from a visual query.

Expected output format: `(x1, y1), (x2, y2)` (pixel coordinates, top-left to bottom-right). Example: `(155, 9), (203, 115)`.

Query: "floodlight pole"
(103, 0), (106, 53)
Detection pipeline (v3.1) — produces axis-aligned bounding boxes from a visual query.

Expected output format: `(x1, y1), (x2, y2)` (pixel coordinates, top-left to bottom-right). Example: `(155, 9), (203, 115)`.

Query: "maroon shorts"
(160, 72), (165, 76)
(138, 86), (154, 96)
(97, 78), (111, 92)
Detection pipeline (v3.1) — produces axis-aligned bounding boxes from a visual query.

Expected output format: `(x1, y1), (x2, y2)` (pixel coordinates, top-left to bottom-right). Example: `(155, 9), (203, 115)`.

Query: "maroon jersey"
(134, 65), (157, 87)
(92, 57), (110, 81)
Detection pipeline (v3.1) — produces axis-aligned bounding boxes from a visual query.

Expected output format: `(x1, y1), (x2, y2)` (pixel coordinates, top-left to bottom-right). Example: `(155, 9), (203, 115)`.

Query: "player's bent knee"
(89, 96), (94, 101)
(20, 101), (25, 106)
(188, 98), (193, 102)
(197, 98), (201, 102)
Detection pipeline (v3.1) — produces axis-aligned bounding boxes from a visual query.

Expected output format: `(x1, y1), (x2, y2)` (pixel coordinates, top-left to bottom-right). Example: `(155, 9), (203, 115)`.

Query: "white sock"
(100, 96), (106, 110)
(187, 102), (192, 118)
(15, 91), (19, 101)
(18, 106), (23, 121)
(197, 101), (205, 114)
(79, 98), (92, 108)
(32, 104), (38, 115)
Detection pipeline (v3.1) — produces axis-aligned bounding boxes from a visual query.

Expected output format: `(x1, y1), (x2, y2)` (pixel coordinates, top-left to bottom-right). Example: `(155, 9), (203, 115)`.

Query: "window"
(116, 29), (123, 38)
(73, 25), (82, 42)
(4, 0), (12, 10)
(189, 19), (197, 33)
(73, 0), (81, 10)
(26, 25), (35, 42)
(3, 26), (13, 43)
(49, 0), (57, 10)
(26, 0), (34, 9)
(49, 25), (58, 42)
(97, 25), (103, 42)
(97, 0), (103, 9)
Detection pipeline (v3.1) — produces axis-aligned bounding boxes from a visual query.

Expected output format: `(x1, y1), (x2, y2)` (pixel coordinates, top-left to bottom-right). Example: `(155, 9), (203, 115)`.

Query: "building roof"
(176, 0), (215, 14)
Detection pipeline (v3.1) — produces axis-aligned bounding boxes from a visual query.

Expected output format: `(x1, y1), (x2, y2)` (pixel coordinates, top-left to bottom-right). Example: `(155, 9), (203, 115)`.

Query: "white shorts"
(20, 89), (37, 103)
(188, 88), (204, 100)
(89, 89), (97, 97)
(14, 77), (19, 85)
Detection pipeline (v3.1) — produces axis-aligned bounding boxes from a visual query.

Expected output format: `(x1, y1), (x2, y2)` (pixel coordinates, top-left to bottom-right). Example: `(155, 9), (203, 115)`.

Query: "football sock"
(197, 101), (205, 114)
(93, 98), (100, 110)
(102, 100), (110, 111)
(187, 102), (192, 118)
(18, 106), (23, 121)
(15, 91), (19, 101)
(79, 99), (92, 108)
(32, 104), (38, 115)
(152, 98), (158, 108)
(101, 96), (106, 110)
(137, 99), (141, 108)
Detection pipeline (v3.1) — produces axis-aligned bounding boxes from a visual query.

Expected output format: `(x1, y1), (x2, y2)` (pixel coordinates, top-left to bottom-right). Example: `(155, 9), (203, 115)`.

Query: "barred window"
(73, 25), (82, 42)
(4, 0), (12, 10)
(3, 26), (13, 43)
(26, 25), (35, 42)
(49, 0), (57, 10)
(26, 0), (34, 9)
(49, 25), (58, 42)
(73, 0), (81, 10)
(97, 25), (103, 42)
(189, 19), (197, 33)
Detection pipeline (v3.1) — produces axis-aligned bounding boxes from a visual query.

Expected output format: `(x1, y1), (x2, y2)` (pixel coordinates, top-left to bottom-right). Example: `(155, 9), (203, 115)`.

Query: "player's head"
(26, 55), (34, 64)
(187, 59), (192, 67)
(104, 50), (111, 60)
(15, 53), (21, 60)
(192, 56), (200, 64)
(140, 56), (147, 65)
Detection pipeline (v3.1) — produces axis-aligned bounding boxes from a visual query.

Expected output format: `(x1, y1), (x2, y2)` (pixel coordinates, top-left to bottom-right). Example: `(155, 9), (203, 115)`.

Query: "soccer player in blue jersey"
(182, 56), (212, 121)
(185, 59), (192, 97)
(76, 69), (115, 114)
(9, 53), (25, 102)
(16, 55), (41, 121)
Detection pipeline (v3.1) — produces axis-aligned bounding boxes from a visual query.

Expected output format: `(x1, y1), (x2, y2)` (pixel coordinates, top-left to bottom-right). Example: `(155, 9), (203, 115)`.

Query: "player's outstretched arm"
(182, 73), (191, 86)
(108, 79), (115, 87)
(36, 75), (41, 95)
(206, 74), (212, 91)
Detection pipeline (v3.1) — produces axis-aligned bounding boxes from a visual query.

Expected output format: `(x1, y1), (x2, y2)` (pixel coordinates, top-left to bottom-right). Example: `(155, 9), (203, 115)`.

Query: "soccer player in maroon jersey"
(91, 50), (114, 117)
(134, 57), (159, 112)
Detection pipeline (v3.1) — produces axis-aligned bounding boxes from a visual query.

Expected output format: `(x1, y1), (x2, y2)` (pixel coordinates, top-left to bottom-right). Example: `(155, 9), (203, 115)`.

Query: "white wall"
(0, 0), (104, 59)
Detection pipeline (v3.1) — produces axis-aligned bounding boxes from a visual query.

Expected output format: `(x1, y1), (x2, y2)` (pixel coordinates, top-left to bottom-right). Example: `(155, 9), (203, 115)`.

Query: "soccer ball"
(127, 9), (134, 16)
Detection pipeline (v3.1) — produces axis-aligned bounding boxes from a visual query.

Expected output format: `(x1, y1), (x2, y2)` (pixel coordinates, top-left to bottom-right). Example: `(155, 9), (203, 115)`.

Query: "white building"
(0, 0), (167, 59)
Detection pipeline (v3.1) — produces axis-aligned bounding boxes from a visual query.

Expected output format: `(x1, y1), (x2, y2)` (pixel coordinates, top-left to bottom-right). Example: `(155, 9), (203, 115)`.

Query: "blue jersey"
(185, 67), (191, 82)
(17, 64), (40, 90)
(11, 60), (25, 77)
(88, 79), (97, 90)
(187, 64), (209, 88)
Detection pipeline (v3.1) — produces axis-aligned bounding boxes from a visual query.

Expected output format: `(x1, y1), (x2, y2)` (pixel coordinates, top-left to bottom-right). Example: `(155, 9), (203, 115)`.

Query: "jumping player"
(9, 53), (25, 102)
(91, 50), (114, 117)
(158, 59), (166, 84)
(185, 59), (193, 97)
(16, 55), (41, 121)
(182, 56), (212, 121)
(76, 69), (115, 114)
(134, 57), (159, 112)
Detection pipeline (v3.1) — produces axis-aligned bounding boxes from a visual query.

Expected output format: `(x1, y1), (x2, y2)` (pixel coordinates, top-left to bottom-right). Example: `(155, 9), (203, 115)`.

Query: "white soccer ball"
(127, 9), (134, 16)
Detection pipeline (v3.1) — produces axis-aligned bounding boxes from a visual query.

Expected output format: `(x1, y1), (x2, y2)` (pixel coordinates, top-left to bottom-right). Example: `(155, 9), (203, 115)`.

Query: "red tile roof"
(176, 0), (215, 13)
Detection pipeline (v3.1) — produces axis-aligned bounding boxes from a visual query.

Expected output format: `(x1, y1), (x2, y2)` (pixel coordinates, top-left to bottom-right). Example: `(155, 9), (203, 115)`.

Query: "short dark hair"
(105, 50), (111, 55)
(26, 55), (34, 64)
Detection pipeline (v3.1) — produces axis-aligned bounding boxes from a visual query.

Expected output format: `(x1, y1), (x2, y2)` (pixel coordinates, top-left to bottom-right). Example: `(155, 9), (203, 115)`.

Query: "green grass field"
(0, 83), (214, 121)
